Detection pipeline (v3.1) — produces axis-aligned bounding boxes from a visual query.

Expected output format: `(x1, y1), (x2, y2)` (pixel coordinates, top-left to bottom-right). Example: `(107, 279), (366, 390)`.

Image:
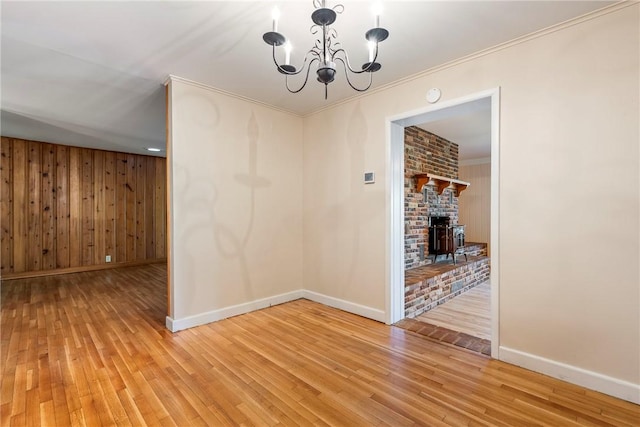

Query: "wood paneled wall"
(0, 137), (166, 277)
(458, 161), (491, 256)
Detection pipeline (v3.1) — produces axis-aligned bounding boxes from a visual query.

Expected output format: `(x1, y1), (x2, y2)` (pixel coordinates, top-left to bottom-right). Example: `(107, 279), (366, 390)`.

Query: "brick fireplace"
(404, 126), (459, 269)
(404, 126), (490, 319)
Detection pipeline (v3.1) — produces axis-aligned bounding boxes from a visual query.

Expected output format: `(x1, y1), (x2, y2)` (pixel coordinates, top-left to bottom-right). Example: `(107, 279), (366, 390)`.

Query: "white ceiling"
(1, 1), (613, 157)
(418, 98), (492, 161)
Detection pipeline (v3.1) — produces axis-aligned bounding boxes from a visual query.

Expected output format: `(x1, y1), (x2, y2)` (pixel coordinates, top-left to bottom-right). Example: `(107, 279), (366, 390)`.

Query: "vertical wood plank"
(1, 137), (14, 274)
(13, 139), (28, 273)
(154, 157), (166, 258)
(125, 154), (136, 262)
(41, 143), (56, 270)
(81, 149), (94, 266)
(2, 138), (167, 277)
(145, 157), (155, 259)
(27, 141), (42, 271)
(69, 147), (82, 267)
(104, 152), (116, 263)
(135, 156), (146, 260)
(458, 163), (491, 255)
(56, 146), (70, 268)
(93, 150), (105, 265)
(115, 153), (127, 263)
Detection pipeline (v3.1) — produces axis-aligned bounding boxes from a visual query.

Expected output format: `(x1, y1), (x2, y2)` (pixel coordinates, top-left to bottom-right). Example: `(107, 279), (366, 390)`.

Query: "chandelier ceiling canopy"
(263, 1), (389, 99)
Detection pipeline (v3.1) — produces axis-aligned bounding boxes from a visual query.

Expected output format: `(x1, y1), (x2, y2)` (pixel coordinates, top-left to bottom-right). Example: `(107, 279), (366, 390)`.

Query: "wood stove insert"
(428, 216), (467, 264)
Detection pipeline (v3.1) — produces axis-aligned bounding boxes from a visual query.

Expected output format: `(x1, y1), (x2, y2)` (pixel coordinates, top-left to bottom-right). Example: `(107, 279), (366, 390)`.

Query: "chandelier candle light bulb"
(272, 7), (280, 32)
(284, 41), (292, 65)
(372, 2), (382, 27)
(263, 0), (388, 99)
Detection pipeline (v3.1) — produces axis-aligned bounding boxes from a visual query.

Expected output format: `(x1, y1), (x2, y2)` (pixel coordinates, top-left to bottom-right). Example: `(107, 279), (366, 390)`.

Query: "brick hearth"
(405, 246), (490, 318)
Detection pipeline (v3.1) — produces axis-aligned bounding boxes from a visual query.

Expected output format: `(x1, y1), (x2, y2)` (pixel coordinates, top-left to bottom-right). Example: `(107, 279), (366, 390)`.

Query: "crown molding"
(165, 2), (633, 120)
(164, 75), (302, 118)
(304, 1), (634, 118)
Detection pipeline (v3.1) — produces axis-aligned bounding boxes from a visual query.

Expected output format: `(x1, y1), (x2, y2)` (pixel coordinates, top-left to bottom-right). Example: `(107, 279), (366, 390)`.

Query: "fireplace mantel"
(414, 173), (470, 196)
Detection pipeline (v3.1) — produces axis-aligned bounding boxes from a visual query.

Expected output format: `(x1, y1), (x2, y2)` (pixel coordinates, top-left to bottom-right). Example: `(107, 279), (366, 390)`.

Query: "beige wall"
(458, 161), (491, 255)
(303, 101), (388, 310)
(168, 78), (303, 322)
(303, 3), (639, 388)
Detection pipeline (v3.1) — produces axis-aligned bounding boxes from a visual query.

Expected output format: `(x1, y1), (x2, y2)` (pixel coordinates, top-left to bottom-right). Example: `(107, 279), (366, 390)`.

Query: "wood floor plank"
(38, 400), (55, 426)
(1, 265), (639, 426)
(417, 280), (492, 340)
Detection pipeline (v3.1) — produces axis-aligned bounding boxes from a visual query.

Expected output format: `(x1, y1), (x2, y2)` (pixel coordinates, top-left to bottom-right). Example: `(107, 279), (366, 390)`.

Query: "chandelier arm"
(332, 48), (378, 74)
(335, 58), (373, 92)
(285, 58), (319, 93)
(263, 1), (387, 98)
(272, 45), (316, 76)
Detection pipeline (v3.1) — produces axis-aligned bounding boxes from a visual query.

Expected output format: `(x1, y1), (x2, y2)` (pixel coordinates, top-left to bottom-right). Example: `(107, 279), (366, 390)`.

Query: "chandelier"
(262, 1), (389, 99)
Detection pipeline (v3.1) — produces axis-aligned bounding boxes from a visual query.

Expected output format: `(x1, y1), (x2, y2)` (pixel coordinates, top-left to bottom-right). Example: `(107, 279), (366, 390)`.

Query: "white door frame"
(386, 87), (501, 357)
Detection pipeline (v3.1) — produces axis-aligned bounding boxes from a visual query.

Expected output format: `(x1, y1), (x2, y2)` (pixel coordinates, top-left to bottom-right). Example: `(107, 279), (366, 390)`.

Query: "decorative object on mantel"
(414, 173), (470, 196)
(262, 1), (389, 99)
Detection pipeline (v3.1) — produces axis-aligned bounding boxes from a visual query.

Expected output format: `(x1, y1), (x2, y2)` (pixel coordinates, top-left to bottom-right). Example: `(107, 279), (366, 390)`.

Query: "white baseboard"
(301, 290), (386, 323)
(166, 290), (304, 332)
(500, 346), (640, 404)
(165, 289), (387, 332)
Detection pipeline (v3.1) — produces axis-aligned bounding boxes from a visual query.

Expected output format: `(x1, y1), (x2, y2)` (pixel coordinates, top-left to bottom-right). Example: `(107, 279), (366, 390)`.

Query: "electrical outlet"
(105, 255), (111, 263)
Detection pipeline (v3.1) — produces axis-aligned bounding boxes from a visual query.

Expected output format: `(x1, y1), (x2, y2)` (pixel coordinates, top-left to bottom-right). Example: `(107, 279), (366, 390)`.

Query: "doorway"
(386, 88), (500, 357)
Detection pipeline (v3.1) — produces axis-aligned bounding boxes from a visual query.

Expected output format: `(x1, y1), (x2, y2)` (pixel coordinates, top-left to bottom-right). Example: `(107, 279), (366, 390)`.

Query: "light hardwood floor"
(2, 265), (639, 426)
(417, 281), (491, 340)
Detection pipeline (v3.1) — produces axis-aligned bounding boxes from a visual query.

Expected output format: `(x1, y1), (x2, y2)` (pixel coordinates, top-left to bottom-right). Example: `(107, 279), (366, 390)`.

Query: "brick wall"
(404, 127), (459, 269)
(404, 257), (490, 318)
(463, 243), (488, 257)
